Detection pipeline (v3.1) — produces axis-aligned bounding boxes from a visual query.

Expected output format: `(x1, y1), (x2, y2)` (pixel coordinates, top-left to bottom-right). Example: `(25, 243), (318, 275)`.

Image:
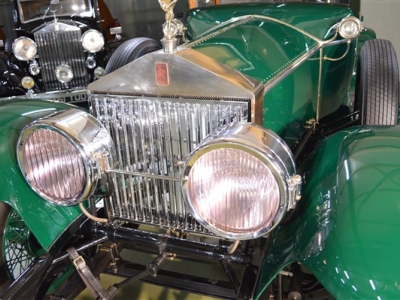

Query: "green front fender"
(0, 99), (84, 250)
(256, 126), (400, 299)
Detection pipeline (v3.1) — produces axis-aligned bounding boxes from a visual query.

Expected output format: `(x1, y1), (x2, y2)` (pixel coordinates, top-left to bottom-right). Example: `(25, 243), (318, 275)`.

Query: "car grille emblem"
(156, 62), (169, 86)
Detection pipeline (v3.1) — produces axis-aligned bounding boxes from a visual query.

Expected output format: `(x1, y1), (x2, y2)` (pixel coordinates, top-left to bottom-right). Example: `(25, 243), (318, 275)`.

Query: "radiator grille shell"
(34, 23), (88, 91)
(91, 94), (250, 233)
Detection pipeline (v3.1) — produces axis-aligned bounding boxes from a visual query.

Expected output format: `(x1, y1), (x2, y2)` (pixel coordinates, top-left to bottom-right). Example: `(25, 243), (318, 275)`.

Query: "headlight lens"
(13, 37), (37, 61)
(187, 148), (280, 236)
(55, 64), (73, 83)
(17, 109), (116, 206)
(94, 66), (105, 78)
(21, 76), (35, 89)
(182, 123), (301, 240)
(338, 16), (362, 39)
(81, 29), (105, 53)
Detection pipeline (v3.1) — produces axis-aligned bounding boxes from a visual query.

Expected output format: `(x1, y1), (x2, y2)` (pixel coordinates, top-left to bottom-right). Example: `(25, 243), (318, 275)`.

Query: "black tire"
(4, 38), (14, 54)
(104, 37), (161, 75)
(356, 39), (399, 125)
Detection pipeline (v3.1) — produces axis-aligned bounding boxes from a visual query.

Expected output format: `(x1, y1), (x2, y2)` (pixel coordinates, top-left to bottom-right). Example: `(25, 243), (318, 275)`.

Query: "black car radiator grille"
(35, 30), (88, 91)
(90, 94), (250, 234)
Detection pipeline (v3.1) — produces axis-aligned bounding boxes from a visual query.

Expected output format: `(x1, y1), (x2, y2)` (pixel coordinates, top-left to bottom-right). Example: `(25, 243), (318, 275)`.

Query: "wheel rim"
(3, 209), (43, 280)
(2, 208), (73, 293)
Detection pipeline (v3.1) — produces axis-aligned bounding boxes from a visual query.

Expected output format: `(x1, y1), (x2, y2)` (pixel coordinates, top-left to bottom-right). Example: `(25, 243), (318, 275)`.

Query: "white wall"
(361, 0), (400, 58)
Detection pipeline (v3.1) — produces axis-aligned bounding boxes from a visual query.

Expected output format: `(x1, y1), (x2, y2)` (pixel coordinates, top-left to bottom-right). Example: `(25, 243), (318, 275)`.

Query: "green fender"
(256, 126), (400, 299)
(348, 27), (376, 97)
(0, 99), (83, 250)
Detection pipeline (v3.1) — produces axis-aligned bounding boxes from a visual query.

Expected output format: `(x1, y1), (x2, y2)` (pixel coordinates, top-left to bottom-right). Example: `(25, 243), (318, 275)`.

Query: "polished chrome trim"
(12, 36), (37, 61)
(81, 29), (105, 53)
(185, 16), (254, 47)
(324, 40), (351, 62)
(35, 26), (88, 91)
(106, 169), (180, 182)
(88, 47), (263, 124)
(92, 94), (249, 233)
(181, 122), (300, 240)
(0, 89), (88, 103)
(186, 15), (323, 51)
(338, 16), (362, 39)
(316, 49), (324, 123)
(17, 109), (116, 206)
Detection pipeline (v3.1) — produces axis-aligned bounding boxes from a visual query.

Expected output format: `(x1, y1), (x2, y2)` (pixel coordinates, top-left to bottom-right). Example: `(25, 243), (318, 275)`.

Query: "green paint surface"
(255, 126), (400, 299)
(0, 99), (83, 250)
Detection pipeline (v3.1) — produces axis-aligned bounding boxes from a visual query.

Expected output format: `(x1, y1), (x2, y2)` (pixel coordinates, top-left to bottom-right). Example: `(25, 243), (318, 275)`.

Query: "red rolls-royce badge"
(156, 62), (169, 86)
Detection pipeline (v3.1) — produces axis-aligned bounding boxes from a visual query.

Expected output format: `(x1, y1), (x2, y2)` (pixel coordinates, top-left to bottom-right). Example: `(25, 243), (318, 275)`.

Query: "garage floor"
(76, 246), (225, 300)
(78, 276), (217, 300)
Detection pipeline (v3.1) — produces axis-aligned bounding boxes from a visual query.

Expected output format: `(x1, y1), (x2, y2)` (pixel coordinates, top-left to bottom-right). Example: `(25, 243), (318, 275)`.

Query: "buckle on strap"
(67, 247), (110, 300)
(72, 255), (86, 270)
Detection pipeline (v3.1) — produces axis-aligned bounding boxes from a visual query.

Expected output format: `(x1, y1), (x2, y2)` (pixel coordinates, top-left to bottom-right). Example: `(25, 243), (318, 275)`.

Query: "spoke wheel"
(0, 203), (73, 296)
(3, 207), (42, 280)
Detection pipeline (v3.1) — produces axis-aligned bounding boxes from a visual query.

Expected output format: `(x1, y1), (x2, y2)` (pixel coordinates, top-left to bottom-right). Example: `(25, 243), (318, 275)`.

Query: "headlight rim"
(17, 123), (92, 206)
(81, 29), (105, 53)
(182, 142), (289, 240)
(338, 16), (362, 40)
(55, 64), (74, 83)
(181, 122), (298, 240)
(16, 109), (116, 206)
(12, 36), (37, 61)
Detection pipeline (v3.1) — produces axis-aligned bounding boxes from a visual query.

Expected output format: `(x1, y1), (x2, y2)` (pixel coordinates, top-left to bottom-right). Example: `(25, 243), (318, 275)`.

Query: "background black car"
(0, 0), (121, 102)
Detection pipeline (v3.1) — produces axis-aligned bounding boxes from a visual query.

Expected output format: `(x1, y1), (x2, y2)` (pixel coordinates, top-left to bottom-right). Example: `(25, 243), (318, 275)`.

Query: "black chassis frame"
(0, 214), (262, 300)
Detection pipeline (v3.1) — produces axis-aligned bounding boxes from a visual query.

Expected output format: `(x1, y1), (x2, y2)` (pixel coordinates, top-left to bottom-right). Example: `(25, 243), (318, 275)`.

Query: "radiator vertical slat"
(35, 28), (88, 91)
(91, 95), (249, 234)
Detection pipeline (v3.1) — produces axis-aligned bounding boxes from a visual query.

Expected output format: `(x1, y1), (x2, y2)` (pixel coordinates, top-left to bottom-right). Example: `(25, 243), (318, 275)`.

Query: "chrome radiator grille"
(91, 94), (250, 233)
(35, 30), (88, 91)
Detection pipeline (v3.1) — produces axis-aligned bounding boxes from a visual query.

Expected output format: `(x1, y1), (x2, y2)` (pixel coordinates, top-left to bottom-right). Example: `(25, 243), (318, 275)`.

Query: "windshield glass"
(17, 0), (92, 23)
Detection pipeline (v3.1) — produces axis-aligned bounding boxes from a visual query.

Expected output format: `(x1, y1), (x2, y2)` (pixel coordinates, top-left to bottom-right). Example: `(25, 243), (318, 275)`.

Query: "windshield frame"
(17, 0), (93, 24)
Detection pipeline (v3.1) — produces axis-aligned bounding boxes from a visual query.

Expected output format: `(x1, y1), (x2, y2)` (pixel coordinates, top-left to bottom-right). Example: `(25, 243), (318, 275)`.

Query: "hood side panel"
(188, 17), (318, 85)
(188, 16), (356, 145)
(186, 3), (353, 40)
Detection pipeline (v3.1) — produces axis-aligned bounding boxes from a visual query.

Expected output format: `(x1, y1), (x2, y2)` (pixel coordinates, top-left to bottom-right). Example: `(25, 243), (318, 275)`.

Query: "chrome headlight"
(17, 109), (116, 206)
(55, 64), (74, 83)
(13, 37), (37, 61)
(338, 16), (362, 39)
(181, 123), (301, 240)
(81, 29), (105, 53)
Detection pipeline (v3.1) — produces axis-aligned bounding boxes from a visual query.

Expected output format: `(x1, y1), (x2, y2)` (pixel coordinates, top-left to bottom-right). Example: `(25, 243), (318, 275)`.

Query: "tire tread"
(359, 39), (399, 125)
(104, 37), (161, 74)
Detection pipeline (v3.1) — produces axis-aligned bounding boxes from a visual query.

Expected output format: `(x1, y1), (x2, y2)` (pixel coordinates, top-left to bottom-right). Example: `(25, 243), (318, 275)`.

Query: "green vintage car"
(0, 0), (399, 299)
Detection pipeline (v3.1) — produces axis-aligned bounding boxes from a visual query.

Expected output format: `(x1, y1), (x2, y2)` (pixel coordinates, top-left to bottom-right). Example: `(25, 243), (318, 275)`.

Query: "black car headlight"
(17, 109), (116, 206)
(181, 122), (301, 240)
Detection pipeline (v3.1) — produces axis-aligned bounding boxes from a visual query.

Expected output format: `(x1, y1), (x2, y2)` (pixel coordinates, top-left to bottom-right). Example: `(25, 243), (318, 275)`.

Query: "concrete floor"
(76, 246), (230, 300)
(78, 276), (218, 300)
